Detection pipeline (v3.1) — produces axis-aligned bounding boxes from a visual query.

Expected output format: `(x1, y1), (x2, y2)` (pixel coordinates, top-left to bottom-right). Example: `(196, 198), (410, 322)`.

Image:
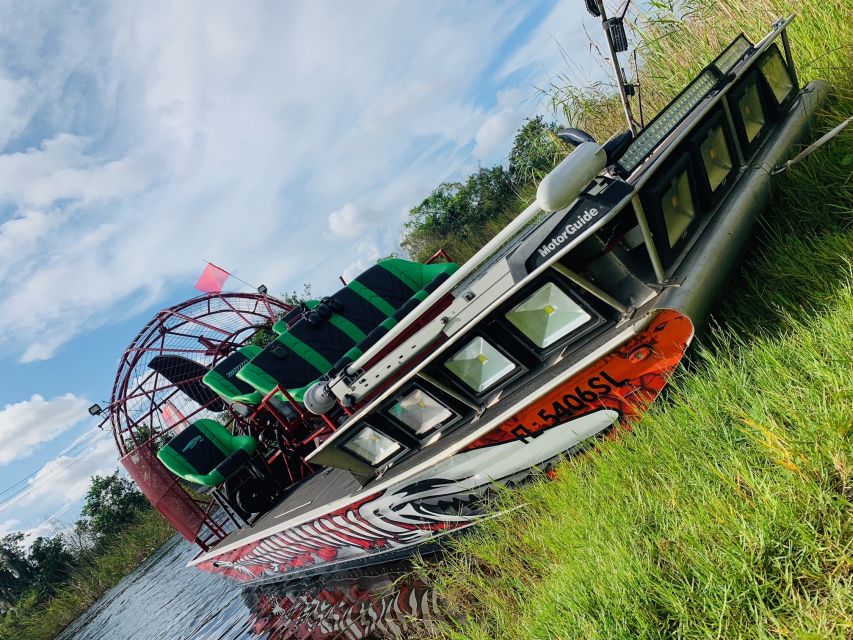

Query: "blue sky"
(0, 0), (613, 542)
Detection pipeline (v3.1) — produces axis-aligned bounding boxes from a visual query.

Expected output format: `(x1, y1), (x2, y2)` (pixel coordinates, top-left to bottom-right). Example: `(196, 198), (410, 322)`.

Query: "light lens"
(343, 427), (402, 465)
(759, 50), (794, 105)
(444, 337), (517, 393)
(661, 170), (696, 247)
(388, 389), (453, 435)
(699, 125), (733, 192)
(506, 283), (591, 348)
(738, 83), (766, 143)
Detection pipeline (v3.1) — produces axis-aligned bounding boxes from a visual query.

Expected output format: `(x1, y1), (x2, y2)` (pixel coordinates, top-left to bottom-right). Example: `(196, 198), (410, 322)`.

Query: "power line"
(0, 429), (110, 500)
(0, 431), (114, 515)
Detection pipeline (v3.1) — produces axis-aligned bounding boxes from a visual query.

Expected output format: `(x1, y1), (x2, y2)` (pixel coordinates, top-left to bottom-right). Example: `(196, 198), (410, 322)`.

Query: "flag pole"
(201, 260), (266, 293)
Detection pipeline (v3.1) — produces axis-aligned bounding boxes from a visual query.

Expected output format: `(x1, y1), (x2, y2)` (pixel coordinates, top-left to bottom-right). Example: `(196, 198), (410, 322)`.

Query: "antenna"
(587, 0), (641, 135)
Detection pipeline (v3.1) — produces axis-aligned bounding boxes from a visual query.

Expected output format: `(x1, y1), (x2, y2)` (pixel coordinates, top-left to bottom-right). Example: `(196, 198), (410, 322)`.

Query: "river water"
(58, 536), (441, 640)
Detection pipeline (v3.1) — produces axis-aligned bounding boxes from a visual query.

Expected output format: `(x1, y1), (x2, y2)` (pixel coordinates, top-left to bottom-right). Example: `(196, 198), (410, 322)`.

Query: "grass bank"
(419, 0), (852, 638)
(0, 509), (175, 640)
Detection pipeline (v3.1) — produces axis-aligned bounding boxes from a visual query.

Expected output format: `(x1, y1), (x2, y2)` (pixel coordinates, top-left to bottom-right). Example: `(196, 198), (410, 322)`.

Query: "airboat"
(101, 8), (828, 584)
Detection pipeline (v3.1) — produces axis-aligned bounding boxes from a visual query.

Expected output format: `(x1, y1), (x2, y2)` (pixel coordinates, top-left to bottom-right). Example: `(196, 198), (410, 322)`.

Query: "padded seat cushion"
(157, 419), (257, 486)
(202, 346), (265, 406)
(238, 258), (459, 405)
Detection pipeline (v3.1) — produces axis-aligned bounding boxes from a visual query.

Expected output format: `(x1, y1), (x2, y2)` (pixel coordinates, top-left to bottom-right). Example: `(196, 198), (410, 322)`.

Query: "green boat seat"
(202, 346), (265, 406)
(237, 259), (459, 407)
(272, 300), (321, 335)
(156, 419), (258, 487)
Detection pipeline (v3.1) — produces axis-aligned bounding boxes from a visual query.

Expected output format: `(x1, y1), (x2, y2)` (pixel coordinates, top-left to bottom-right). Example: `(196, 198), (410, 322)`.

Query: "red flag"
(194, 262), (230, 293)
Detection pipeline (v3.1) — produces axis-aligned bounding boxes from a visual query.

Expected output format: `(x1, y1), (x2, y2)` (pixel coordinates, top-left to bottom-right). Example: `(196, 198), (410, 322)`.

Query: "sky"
(0, 0), (615, 543)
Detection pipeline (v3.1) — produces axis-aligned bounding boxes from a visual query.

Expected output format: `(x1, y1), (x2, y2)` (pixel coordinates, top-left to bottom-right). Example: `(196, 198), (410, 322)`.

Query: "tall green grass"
(420, 0), (852, 637)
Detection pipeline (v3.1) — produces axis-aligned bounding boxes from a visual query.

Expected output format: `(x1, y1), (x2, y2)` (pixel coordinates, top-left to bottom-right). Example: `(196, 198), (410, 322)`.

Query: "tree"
(29, 534), (75, 594)
(402, 166), (514, 261)
(0, 533), (34, 606)
(507, 116), (567, 187)
(81, 472), (147, 542)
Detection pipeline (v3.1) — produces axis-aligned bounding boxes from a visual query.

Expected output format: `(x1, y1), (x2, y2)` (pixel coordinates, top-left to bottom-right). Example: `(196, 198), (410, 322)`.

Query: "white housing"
(535, 142), (607, 212)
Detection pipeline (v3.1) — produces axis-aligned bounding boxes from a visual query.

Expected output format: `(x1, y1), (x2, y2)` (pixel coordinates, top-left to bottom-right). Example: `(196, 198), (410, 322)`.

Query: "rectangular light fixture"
(759, 46), (795, 107)
(387, 388), (454, 436)
(698, 123), (734, 193)
(660, 169), (697, 247)
(444, 336), (518, 394)
(505, 282), (592, 349)
(738, 82), (766, 144)
(619, 69), (718, 173)
(342, 426), (402, 466)
(712, 34), (752, 74)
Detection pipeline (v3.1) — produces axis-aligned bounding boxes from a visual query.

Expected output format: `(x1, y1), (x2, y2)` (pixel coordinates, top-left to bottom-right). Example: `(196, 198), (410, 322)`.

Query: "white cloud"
(0, 2), (548, 362)
(474, 88), (527, 162)
(0, 394), (90, 464)
(327, 202), (384, 239)
(341, 241), (382, 283)
(498, 0), (607, 87)
(0, 2), (609, 363)
(15, 434), (117, 511)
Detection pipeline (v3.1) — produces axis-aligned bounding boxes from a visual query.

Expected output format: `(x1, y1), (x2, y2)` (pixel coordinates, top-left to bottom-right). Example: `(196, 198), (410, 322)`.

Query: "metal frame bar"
(629, 194), (667, 283)
(549, 263), (629, 314)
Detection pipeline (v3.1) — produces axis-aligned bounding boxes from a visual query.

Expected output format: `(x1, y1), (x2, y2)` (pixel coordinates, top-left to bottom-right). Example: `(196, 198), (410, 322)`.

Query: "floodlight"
(388, 388), (453, 436)
(444, 337), (517, 394)
(738, 81), (766, 144)
(699, 124), (734, 193)
(342, 426), (402, 465)
(660, 169), (697, 247)
(759, 47), (795, 105)
(88, 404), (103, 416)
(506, 283), (592, 349)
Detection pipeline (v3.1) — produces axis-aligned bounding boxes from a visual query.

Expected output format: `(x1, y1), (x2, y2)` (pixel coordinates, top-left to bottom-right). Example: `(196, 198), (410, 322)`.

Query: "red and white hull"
(192, 309), (693, 582)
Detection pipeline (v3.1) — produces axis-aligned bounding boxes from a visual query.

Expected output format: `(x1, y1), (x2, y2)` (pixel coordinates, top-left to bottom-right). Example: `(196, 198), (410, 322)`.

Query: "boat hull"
(194, 309), (693, 582)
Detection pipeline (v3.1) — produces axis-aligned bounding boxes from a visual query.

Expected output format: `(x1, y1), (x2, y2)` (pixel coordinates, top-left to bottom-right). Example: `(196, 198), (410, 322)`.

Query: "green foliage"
(507, 116), (566, 187)
(27, 536), (75, 596)
(0, 509), (174, 640)
(400, 116), (568, 263)
(0, 534), (34, 608)
(80, 472), (147, 542)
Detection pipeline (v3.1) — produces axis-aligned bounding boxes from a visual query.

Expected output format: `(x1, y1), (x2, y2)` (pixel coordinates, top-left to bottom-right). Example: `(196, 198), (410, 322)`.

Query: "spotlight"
(759, 46), (795, 106)
(660, 169), (697, 248)
(342, 426), (402, 466)
(444, 337), (518, 394)
(505, 283), (592, 349)
(738, 81), (766, 144)
(388, 388), (453, 436)
(88, 404), (103, 416)
(699, 124), (734, 193)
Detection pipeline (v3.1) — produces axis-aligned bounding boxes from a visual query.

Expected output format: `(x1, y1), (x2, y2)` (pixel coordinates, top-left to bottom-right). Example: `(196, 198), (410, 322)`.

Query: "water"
(59, 536), (440, 640)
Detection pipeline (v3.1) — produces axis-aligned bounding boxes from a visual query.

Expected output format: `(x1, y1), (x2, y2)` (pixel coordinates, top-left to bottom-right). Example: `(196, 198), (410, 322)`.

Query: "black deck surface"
(214, 467), (361, 549)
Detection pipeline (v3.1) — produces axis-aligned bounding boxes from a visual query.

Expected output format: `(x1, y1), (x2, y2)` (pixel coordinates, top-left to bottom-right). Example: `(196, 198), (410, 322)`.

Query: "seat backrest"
(156, 419), (256, 486)
(237, 259), (459, 404)
(202, 346), (264, 406)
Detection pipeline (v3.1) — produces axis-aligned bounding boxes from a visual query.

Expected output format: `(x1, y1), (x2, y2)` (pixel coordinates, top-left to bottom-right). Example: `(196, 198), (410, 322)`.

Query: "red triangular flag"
(194, 262), (230, 293)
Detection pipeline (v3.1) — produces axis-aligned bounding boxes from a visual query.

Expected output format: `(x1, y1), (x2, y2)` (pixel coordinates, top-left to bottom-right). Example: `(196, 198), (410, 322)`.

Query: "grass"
(0, 509), (175, 640)
(418, 0), (852, 637)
